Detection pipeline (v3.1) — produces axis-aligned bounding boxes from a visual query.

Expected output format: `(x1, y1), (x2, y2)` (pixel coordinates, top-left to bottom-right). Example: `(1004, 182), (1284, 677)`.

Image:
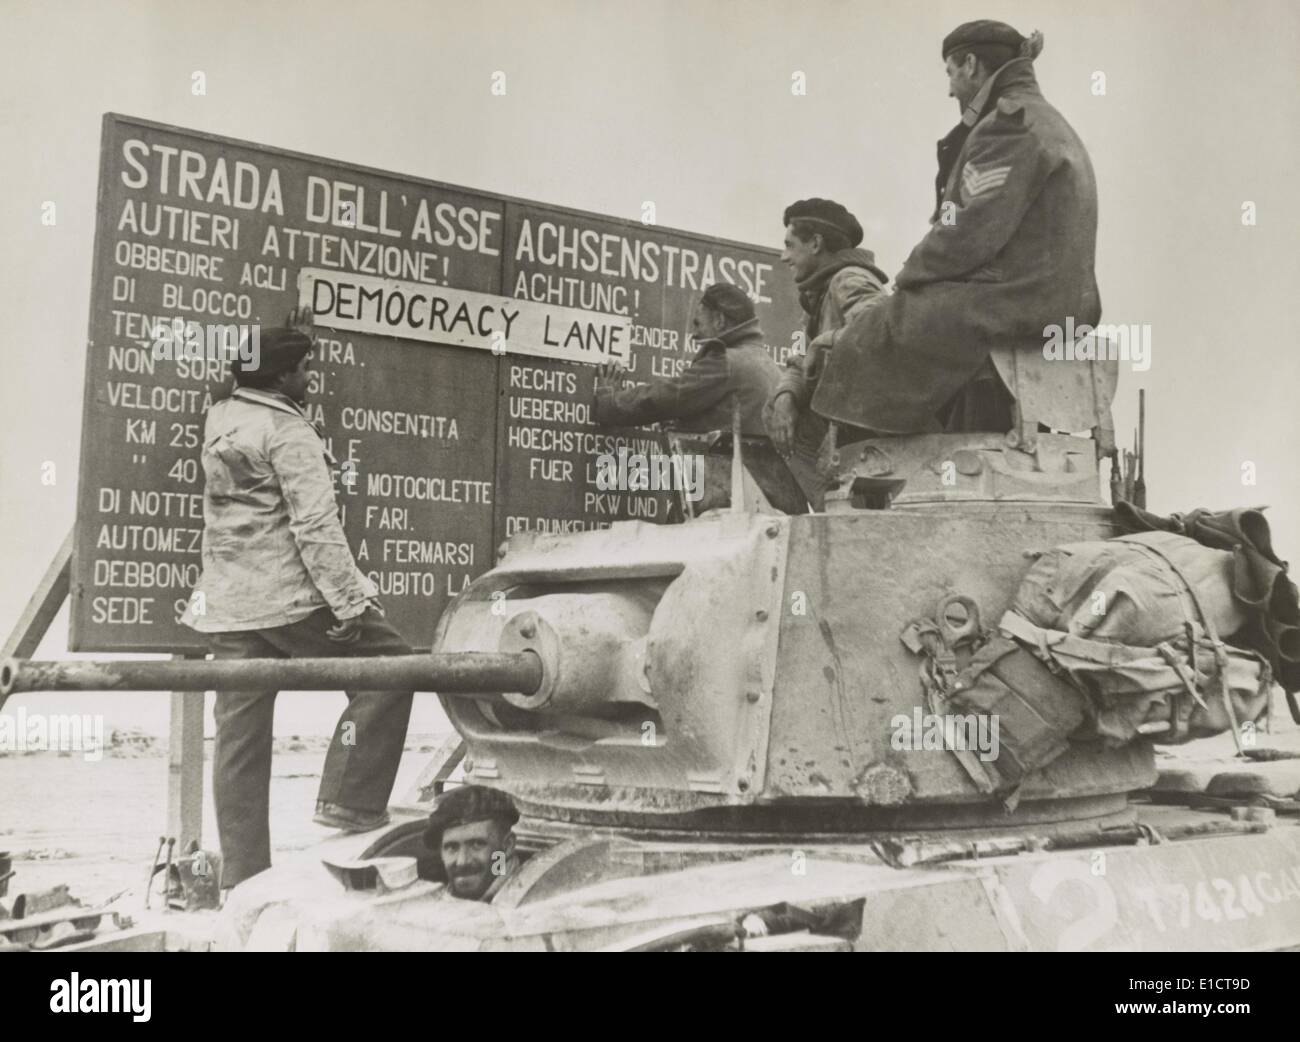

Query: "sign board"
(73, 114), (802, 651)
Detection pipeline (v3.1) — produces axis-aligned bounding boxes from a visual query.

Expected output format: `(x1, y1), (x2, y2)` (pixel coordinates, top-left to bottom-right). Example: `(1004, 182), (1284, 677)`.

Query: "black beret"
(699, 282), (756, 322)
(234, 326), (313, 380)
(424, 785), (518, 847)
(942, 19), (1025, 59)
(783, 198), (864, 248)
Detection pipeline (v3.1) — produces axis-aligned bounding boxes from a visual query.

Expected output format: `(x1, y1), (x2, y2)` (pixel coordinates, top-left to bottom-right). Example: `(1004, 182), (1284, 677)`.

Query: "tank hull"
(216, 803), (1300, 952)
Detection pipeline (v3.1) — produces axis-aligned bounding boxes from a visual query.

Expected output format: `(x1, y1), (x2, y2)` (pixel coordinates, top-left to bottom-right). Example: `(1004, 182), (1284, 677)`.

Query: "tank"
(8, 430), (1300, 952)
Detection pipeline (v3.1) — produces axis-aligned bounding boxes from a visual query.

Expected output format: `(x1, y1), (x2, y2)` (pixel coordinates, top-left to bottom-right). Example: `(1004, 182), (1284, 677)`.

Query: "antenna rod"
(1135, 389), (1147, 508)
(730, 398), (745, 511)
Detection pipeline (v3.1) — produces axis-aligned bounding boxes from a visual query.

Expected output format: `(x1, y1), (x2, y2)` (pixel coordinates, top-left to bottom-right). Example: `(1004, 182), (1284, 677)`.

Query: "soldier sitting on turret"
(791, 20), (1101, 439)
(422, 785), (521, 902)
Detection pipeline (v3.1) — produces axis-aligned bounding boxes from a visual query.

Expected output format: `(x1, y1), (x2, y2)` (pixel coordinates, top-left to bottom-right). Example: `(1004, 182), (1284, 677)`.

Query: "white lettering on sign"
(298, 268), (631, 366)
(512, 218), (773, 302)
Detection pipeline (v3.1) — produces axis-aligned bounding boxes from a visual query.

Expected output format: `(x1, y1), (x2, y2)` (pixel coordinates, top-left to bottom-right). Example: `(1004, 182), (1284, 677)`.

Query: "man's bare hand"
(804, 331), (835, 380)
(326, 612), (364, 644)
(287, 306), (314, 338)
(767, 393), (799, 458)
(595, 361), (622, 387)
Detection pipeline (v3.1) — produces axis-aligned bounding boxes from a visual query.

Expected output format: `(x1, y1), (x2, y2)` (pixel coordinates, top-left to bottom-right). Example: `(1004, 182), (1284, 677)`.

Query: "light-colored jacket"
(183, 387), (375, 633)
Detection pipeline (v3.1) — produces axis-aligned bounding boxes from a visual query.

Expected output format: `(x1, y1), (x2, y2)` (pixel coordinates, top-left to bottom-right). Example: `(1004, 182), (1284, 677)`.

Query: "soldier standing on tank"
(593, 282), (807, 514)
(805, 21), (1101, 436)
(764, 199), (889, 509)
(182, 308), (414, 890)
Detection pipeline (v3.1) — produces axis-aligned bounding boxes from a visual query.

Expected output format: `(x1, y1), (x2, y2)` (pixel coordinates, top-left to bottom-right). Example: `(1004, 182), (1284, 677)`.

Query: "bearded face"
(440, 818), (513, 900)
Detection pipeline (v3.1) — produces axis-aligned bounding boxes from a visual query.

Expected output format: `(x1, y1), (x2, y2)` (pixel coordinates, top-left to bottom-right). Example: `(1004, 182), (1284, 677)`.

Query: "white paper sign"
(297, 267), (631, 365)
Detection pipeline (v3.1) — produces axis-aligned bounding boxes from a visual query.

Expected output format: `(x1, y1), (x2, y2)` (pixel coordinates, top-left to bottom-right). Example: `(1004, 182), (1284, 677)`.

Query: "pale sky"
(3, 0), (1298, 675)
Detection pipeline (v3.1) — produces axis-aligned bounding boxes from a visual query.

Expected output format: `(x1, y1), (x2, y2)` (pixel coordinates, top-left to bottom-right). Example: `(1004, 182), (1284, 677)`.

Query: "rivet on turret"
(755, 609), (769, 622)
(519, 621), (537, 640)
(737, 779), (750, 792)
(765, 523), (780, 538)
(746, 690), (761, 703)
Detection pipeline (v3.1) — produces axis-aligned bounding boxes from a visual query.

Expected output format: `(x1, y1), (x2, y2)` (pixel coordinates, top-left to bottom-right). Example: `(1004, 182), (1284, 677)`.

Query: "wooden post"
(3, 528), (205, 849)
(0, 530), (73, 712)
(166, 655), (205, 851)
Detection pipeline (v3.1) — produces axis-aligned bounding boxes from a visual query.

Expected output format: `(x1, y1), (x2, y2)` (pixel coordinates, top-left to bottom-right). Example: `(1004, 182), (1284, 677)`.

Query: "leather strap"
(1125, 540), (1244, 753)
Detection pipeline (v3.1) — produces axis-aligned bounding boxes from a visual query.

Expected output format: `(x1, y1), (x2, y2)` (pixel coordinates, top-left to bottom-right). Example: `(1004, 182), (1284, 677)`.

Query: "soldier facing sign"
(182, 309), (415, 890)
(592, 282), (808, 515)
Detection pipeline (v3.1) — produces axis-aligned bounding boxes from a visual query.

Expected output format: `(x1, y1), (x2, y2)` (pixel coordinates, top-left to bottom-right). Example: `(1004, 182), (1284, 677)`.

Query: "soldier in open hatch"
(593, 282), (807, 515)
(182, 309), (414, 890)
(422, 785), (521, 902)
(805, 21), (1101, 436)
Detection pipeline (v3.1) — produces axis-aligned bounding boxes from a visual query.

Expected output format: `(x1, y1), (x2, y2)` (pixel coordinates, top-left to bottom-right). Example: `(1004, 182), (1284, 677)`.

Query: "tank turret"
(430, 430), (1152, 844)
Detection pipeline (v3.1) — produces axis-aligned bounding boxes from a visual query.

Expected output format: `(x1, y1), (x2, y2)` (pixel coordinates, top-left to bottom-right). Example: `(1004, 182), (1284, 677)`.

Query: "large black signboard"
(73, 114), (800, 651)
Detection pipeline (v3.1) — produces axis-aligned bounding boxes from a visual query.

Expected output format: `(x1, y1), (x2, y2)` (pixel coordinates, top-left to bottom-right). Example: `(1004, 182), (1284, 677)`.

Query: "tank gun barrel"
(0, 652), (541, 701)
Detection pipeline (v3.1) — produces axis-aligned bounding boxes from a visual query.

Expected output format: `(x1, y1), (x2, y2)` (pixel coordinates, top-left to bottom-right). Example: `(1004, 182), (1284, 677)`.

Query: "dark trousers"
(207, 607), (414, 888)
(695, 443), (810, 516)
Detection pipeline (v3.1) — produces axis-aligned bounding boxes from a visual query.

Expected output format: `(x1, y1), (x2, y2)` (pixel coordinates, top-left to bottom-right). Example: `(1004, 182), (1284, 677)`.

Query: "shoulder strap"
(1123, 540), (1243, 752)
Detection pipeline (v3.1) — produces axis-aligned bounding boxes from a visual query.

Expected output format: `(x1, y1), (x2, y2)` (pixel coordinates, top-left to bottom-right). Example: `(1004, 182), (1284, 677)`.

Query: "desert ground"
(1, 690), (455, 906)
